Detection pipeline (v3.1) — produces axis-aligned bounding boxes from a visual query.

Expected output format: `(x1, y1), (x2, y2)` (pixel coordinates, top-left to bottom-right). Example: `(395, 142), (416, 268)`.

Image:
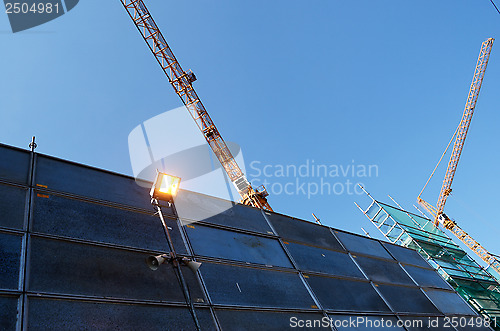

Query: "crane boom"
(120, 0), (272, 211)
(435, 38), (494, 224)
(417, 38), (499, 275)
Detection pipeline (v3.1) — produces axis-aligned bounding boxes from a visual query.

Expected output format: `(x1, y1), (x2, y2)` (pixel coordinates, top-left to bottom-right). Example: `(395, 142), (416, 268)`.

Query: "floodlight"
(150, 171), (181, 202)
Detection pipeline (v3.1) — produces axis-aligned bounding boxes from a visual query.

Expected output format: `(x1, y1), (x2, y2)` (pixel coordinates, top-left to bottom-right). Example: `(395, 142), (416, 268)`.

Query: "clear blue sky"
(1, 1), (500, 263)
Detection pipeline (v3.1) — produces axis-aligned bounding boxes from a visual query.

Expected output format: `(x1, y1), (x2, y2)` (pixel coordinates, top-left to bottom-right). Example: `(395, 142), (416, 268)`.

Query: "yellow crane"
(119, 0), (272, 211)
(417, 38), (500, 274)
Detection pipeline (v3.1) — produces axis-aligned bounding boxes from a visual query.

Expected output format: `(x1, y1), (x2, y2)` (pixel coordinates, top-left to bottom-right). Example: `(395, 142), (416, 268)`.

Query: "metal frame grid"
(0, 142), (491, 330)
(357, 192), (500, 328)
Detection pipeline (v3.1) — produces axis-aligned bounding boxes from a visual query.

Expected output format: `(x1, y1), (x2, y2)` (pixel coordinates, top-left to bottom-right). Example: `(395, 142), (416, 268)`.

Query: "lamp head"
(150, 171), (181, 202)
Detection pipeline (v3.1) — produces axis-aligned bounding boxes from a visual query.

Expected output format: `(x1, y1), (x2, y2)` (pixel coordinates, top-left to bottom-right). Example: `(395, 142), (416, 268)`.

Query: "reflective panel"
(200, 262), (316, 309)
(32, 193), (183, 253)
(334, 230), (393, 259)
(382, 242), (430, 268)
(185, 224), (291, 267)
(35, 156), (160, 211)
(424, 289), (476, 315)
(215, 309), (326, 331)
(0, 184), (26, 230)
(284, 241), (364, 278)
(0, 295), (18, 331)
(305, 275), (390, 312)
(0, 144), (30, 184)
(328, 314), (404, 330)
(353, 255), (414, 286)
(375, 284), (440, 314)
(402, 265), (451, 290)
(0, 232), (22, 290)
(175, 190), (273, 234)
(27, 297), (197, 330)
(267, 213), (343, 251)
(29, 237), (189, 303)
(193, 308), (218, 331)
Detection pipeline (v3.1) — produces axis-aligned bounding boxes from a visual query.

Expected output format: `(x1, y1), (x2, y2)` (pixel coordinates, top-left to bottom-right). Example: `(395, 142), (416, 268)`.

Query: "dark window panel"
(0, 184), (26, 230)
(402, 265), (451, 290)
(0, 145), (30, 185)
(399, 316), (453, 331)
(0, 295), (18, 331)
(382, 242), (431, 268)
(215, 309), (326, 331)
(376, 284), (440, 314)
(305, 275), (390, 312)
(32, 193), (185, 253)
(175, 190), (273, 234)
(185, 225), (292, 268)
(180, 264), (207, 305)
(0, 232), (22, 290)
(194, 308), (218, 331)
(267, 213), (343, 251)
(35, 156), (166, 212)
(284, 241), (364, 278)
(334, 231), (392, 260)
(200, 262), (316, 309)
(28, 237), (193, 303)
(27, 297), (196, 331)
(328, 314), (404, 330)
(352, 255), (415, 286)
(424, 289), (476, 315)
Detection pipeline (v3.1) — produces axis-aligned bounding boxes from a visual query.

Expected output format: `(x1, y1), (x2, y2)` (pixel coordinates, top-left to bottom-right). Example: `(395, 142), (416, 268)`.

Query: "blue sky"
(1, 1), (500, 263)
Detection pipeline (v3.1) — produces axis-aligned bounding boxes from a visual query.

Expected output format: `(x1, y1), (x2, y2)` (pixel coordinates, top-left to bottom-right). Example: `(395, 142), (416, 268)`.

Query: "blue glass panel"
(27, 297), (196, 330)
(200, 262), (316, 309)
(216, 309), (326, 330)
(267, 213), (343, 251)
(353, 255), (414, 286)
(305, 275), (390, 312)
(0, 295), (18, 331)
(334, 230), (393, 259)
(0, 232), (22, 290)
(0, 144), (30, 184)
(382, 242), (430, 268)
(28, 236), (189, 303)
(32, 193), (183, 253)
(0, 183), (26, 230)
(35, 156), (164, 211)
(185, 224), (292, 267)
(423, 289), (476, 315)
(175, 190), (273, 234)
(284, 241), (364, 278)
(376, 285), (440, 314)
(402, 265), (451, 290)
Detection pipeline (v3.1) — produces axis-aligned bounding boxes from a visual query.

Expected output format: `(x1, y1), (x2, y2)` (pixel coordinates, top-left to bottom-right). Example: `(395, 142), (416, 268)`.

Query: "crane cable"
(489, 0), (500, 15)
(418, 124), (460, 199)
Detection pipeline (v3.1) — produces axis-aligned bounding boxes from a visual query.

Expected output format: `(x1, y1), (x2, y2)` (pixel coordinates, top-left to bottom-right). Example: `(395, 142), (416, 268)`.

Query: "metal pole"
(153, 199), (201, 331)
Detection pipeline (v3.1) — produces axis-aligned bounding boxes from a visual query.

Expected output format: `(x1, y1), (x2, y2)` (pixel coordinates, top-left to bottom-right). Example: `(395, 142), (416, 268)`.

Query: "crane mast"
(418, 38), (499, 275)
(434, 38), (494, 224)
(120, 0), (272, 211)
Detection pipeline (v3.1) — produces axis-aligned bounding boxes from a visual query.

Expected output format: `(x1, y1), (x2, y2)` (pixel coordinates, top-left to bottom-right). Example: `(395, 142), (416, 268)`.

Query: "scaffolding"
(357, 193), (500, 328)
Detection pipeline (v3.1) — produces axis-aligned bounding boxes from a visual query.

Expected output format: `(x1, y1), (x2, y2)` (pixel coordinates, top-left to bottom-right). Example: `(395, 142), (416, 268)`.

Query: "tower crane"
(119, 0), (272, 211)
(417, 38), (500, 274)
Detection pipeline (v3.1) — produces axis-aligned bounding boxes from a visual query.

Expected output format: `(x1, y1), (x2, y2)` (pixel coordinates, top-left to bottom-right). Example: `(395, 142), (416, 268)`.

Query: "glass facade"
(359, 196), (500, 330)
(0, 143), (488, 330)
